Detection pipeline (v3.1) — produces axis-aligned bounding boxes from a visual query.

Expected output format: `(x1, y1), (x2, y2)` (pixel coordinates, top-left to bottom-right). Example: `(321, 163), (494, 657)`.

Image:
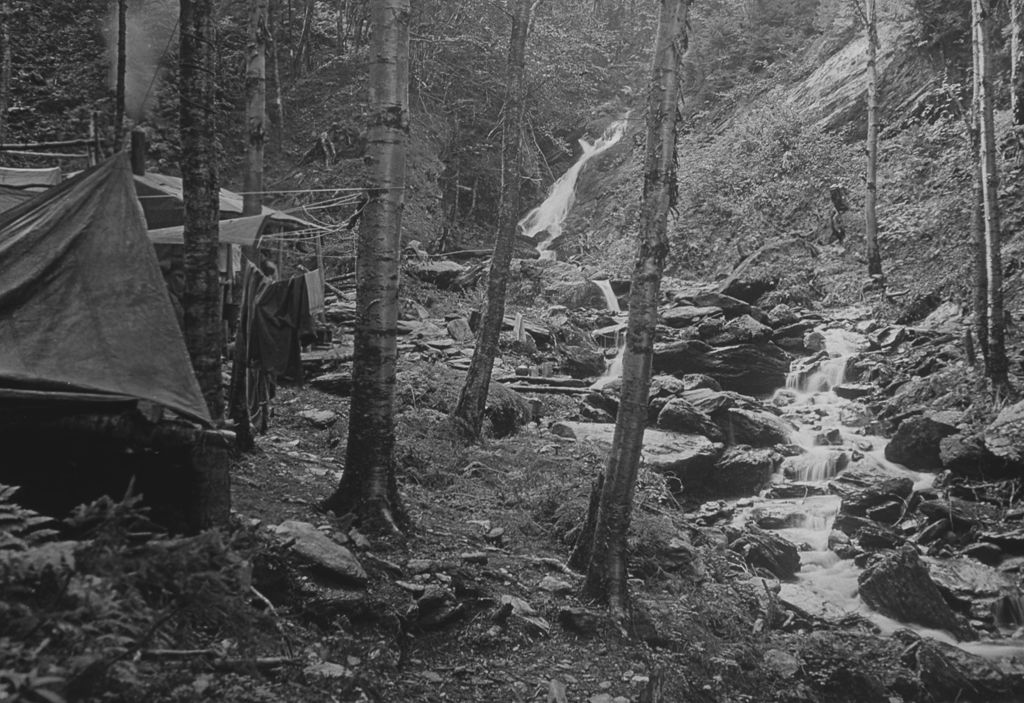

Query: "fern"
(0, 485), (58, 551)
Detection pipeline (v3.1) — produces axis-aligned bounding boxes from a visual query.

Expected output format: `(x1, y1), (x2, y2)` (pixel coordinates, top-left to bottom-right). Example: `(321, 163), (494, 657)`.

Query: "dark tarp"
(0, 154), (212, 425)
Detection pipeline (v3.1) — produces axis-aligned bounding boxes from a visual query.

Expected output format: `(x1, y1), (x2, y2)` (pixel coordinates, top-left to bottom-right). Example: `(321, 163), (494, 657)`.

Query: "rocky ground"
(9, 250), (1024, 702)
(225, 254), (1024, 702)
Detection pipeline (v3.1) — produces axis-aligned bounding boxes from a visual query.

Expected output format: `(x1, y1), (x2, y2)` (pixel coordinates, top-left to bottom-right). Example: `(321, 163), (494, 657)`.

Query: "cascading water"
(518, 118), (629, 256)
(590, 324), (627, 390)
(738, 325), (1024, 657)
(592, 279), (621, 314)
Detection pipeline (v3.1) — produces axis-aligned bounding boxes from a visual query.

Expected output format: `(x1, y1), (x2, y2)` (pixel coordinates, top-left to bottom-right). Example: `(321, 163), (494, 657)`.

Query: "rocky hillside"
(558, 0), (1022, 329)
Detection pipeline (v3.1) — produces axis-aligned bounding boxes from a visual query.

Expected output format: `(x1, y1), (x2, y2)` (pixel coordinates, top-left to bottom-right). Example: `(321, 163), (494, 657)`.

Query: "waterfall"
(518, 118), (629, 253)
(590, 324), (627, 390)
(592, 279), (621, 313)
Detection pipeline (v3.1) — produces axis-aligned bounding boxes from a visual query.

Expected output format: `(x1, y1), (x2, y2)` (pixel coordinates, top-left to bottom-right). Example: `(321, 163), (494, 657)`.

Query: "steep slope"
(561, 0), (1015, 324)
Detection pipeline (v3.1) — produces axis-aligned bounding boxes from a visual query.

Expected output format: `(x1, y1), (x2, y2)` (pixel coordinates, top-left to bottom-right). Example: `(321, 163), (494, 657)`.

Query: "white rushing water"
(518, 118), (629, 253)
(743, 325), (1024, 659)
(592, 278), (621, 313)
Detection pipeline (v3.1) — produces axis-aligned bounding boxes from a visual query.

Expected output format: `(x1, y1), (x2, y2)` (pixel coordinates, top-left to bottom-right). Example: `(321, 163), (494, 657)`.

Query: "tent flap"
(0, 154), (212, 425)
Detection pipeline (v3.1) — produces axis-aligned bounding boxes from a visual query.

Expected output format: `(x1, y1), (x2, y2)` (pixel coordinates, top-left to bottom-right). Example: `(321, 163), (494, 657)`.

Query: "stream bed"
(727, 327), (1024, 660)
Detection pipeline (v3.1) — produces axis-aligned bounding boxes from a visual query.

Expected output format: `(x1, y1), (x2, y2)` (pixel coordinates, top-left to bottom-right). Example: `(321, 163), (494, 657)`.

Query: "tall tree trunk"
(337, 0), (347, 53)
(267, 0), (285, 147)
(322, 0), (410, 532)
(230, 0), (270, 451)
(1012, 0), (1024, 126)
(115, 0), (127, 145)
(975, 0), (1009, 390)
(451, 0), (535, 441)
(971, 10), (989, 367)
(0, 0), (10, 148)
(577, 0), (690, 622)
(293, 0), (316, 76)
(244, 0), (268, 216)
(180, 0), (224, 420)
(864, 0), (883, 278)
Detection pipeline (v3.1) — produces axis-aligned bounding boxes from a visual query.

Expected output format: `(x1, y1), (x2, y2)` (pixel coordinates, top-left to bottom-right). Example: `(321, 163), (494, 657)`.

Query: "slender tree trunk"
(451, 0), (534, 441)
(1012, 0), (1024, 126)
(244, 0), (268, 216)
(115, 0), (127, 145)
(267, 0), (285, 147)
(0, 0), (10, 148)
(230, 0), (269, 451)
(864, 0), (883, 278)
(975, 0), (1009, 390)
(180, 0), (224, 421)
(579, 0), (690, 622)
(337, 0), (347, 53)
(322, 0), (410, 531)
(293, 0), (316, 76)
(971, 14), (989, 367)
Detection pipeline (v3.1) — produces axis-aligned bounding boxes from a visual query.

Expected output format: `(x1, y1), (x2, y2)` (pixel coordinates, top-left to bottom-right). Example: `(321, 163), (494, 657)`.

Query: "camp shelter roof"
(134, 171), (311, 231)
(0, 166), (61, 189)
(0, 153), (212, 425)
(148, 214), (270, 247)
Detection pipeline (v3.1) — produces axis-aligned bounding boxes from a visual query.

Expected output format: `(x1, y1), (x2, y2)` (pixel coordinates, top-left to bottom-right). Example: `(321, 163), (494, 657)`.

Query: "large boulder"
(406, 260), (467, 289)
(708, 446), (781, 496)
(858, 545), (975, 640)
(652, 340), (790, 396)
(486, 383), (534, 438)
(681, 388), (737, 415)
(940, 433), (1015, 479)
(706, 314), (773, 346)
(884, 412), (961, 471)
(272, 521), (368, 586)
(833, 514), (904, 551)
(550, 422), (722, 484)
(985, 400), (1024, 465)
(660, 305), (722, 328)
(830, 465), (914, 520)
(925, 557), (1018, 620)
(712, 407), (793, 447)
(729, 527), (800, 579)
(911, 637), (1024, 702)
(656, 398), (724, 442)
(683, 291), (765, 321)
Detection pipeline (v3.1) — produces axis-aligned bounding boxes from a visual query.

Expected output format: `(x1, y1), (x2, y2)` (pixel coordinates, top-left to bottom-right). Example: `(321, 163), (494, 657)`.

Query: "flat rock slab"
(273, 520), (367, 586)
(660, 305), (722, 327)
(550, 421), (722, 481)
(297, 409), (340, 428)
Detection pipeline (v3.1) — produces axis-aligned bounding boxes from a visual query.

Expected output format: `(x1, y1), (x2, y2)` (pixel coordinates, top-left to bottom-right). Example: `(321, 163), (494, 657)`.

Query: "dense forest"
(7, 0), (1024, 701)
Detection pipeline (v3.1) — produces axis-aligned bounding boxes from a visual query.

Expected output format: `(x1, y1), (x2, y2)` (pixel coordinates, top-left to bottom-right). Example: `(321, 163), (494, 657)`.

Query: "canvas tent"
(147, 214), (271, 247)
(0, 153), (212, 425)
(134, 171), (309, 230)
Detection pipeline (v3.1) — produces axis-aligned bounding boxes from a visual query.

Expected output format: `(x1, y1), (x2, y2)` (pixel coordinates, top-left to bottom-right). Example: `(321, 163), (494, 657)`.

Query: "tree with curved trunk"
(571, 0), (690, 622)
(322, 0), (410, 531)
(180, 0), (224, 421)
(451, 0), (537, 441)
(973, 0), (1009, 390)
(863, 0), (882, 279)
